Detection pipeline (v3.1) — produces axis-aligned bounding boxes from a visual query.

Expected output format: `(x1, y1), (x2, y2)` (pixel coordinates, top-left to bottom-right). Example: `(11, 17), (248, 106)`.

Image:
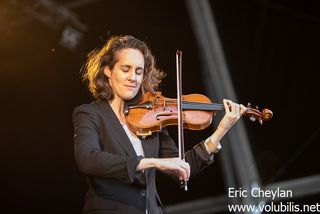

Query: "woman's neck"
(109, 98), (126, 123)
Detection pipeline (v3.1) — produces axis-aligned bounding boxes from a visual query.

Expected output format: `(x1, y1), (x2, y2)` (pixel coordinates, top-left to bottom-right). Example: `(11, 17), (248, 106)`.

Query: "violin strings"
(154, 99), (224, 111)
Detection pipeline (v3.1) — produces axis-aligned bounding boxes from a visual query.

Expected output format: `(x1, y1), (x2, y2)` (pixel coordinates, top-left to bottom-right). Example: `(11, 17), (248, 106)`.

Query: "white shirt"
(121, 122), (145, 157)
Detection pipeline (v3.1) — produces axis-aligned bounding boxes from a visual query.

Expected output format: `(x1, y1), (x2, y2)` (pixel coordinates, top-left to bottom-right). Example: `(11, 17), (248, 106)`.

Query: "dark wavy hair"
(82, 35), (165, 101)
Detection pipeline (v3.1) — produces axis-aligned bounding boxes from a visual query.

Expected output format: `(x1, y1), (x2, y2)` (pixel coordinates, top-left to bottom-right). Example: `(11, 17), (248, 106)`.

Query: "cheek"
(137, 75), (144, 85)
(114, 73), (125, 84)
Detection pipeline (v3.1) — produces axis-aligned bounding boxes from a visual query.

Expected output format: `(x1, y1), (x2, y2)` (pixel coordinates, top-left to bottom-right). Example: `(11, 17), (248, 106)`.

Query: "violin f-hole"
(156, 111), (173, 120)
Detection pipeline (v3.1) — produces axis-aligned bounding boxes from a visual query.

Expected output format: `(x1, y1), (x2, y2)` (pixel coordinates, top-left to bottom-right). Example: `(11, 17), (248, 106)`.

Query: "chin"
(122, 92), (138, 101)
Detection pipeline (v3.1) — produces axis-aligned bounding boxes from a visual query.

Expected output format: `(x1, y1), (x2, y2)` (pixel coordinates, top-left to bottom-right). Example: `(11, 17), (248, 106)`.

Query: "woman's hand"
(137, 157), (190, 181)
(218, 99), (247, 131)
(205, 99), (247, 151)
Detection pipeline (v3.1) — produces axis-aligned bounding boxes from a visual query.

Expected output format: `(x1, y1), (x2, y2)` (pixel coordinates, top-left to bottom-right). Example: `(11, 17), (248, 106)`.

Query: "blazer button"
(139, 189), (146, 197)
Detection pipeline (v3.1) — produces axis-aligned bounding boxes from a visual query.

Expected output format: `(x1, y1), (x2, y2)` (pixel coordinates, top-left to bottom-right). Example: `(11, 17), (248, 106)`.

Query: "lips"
(124, 85), (137, 89)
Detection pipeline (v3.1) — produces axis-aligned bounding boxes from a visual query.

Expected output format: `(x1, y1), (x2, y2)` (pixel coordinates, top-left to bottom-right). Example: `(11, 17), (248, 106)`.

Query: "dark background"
(1, 0), (319, 213)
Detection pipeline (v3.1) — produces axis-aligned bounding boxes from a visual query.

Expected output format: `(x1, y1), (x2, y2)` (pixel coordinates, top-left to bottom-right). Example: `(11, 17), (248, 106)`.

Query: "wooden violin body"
(125, 92), (216, 136)
(125, 92), (273, 137)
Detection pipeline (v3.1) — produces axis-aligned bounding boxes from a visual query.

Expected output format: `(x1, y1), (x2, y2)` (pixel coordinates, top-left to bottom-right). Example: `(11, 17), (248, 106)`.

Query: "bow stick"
(176, 50), (188, 191)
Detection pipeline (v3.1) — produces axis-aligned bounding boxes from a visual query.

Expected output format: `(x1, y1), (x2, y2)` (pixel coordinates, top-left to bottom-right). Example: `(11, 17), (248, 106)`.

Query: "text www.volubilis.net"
(228, 202), (320, 213)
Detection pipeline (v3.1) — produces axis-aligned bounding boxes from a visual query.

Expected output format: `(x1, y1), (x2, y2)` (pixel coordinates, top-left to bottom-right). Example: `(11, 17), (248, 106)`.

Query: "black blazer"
(73, 100), (215, 214)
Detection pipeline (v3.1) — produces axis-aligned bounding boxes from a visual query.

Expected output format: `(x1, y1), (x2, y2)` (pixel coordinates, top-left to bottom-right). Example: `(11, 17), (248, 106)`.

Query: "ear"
(103, 67), (112, 78)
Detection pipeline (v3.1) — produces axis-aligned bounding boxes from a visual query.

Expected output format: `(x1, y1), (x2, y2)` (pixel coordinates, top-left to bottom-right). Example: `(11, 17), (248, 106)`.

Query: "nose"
(128, 70), (136, 82)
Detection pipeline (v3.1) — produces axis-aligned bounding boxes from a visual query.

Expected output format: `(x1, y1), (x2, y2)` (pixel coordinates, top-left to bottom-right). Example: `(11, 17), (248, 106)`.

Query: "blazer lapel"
(97, 100), (137, 157)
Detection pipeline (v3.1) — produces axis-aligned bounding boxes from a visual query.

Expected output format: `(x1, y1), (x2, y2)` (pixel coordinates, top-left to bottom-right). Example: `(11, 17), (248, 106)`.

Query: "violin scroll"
(246, 102), (273, 125)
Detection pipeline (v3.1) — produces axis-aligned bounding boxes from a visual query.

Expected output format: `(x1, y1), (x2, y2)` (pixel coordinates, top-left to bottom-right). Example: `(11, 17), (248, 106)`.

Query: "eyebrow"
(121, 65), (144, 70)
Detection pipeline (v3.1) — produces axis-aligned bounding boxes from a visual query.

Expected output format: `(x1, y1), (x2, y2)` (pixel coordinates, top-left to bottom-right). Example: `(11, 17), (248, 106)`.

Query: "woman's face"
(104, 48), (144, 101)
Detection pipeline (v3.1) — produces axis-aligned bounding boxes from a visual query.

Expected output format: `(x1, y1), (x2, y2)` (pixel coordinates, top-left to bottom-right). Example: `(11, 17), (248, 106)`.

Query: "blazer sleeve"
(159, 128), (215, 176)
(72, 104), (142, 184)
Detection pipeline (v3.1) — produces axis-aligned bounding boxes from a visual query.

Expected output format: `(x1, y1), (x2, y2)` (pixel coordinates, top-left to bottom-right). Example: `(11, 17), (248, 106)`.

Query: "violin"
(124, 91), (273, 137)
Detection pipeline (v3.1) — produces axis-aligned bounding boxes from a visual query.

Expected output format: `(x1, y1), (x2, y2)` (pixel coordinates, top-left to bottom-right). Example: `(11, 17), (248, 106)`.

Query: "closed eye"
(136, 68), (144, 75)
(121, 65), (144, 74)
(121, 65), (130, 72)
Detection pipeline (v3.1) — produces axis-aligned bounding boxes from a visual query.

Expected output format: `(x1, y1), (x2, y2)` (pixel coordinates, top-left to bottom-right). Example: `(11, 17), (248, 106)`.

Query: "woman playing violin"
(73, 35), (247, 214)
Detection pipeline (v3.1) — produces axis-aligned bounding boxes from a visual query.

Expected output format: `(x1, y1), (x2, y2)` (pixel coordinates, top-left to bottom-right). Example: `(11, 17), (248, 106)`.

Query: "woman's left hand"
(218, 99), (247, 131)
(206, 99), (247, 148)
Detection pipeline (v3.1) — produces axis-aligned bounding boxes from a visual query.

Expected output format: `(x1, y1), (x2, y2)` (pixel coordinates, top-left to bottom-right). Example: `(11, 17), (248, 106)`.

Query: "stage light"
(59, 26), (83, 51)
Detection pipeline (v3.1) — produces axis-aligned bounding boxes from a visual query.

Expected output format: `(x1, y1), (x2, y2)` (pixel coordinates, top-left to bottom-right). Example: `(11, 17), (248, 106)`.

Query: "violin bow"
(176, 50), (188, 191)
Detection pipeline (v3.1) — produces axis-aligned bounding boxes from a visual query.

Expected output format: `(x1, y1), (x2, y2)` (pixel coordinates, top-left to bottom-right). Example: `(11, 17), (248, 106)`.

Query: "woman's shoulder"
(73, 100), (107, 115)
(74, 100), (97, 111)
(72, 100), (108, 125)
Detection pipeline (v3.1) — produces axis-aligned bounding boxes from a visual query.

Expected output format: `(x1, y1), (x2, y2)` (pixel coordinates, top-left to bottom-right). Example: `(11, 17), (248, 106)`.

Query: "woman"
(73, 35), (246, 214)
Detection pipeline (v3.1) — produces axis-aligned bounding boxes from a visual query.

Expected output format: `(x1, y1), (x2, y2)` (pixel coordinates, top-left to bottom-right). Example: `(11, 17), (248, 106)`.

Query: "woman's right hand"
(137, 157), (190, 181)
